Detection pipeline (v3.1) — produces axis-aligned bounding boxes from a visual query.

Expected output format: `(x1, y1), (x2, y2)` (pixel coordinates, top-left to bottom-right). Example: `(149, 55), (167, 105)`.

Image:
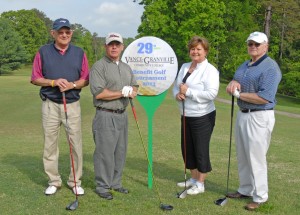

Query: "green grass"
(219, 80), (300, 115)
(0, 68), (299, 214)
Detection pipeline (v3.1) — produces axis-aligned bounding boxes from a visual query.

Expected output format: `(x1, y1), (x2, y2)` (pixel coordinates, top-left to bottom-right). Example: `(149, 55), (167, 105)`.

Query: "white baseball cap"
(246, 32), (268, 43)
(105, 32), (123, 45)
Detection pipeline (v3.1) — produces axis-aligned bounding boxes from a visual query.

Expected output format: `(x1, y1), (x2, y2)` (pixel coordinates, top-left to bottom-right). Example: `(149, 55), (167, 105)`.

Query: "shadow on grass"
(1, 153), (95, 191)
(2, 152), (229, 199)
(124, 156), (229, 196)
(2, 154), (46, 187)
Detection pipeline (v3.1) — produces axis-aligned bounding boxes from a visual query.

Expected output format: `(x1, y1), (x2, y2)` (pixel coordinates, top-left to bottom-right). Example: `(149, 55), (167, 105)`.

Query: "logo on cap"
(246, 31), (268, 43)
(53, 18), (71, 30)
(109, 34), (120, 38)
(105, 32), (123, 45)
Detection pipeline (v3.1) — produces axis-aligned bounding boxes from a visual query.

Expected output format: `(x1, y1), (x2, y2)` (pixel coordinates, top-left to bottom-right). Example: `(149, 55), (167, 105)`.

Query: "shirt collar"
(52, 43), (69, 55)
(104, 55), (121, 64)
(248, 54), (268, 67)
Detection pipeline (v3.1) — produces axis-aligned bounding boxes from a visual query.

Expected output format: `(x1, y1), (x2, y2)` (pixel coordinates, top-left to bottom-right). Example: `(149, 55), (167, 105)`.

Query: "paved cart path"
(216, 97), (300, 119)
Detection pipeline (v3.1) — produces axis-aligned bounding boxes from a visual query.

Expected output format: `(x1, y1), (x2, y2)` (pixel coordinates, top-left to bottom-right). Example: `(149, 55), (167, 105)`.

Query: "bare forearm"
(74, 79), (89, 89)
(96, 87), (138, 100)
(32, 78), (89, 91)
(239, 92), (268, 104)
(31, 78), (53, 87)
(95, 88), (123, 100)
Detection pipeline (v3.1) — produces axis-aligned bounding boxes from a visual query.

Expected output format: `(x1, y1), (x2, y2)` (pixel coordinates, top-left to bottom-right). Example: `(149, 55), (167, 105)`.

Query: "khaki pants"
(42, 99), (83, 188)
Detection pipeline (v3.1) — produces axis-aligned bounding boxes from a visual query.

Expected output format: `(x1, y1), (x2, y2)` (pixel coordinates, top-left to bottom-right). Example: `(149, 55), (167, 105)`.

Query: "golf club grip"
(129, 99), (138, 121)
(62, 92), (67, 113)
(231, 95), (234, 117)
(62, 92), (69, 123)
(229, 96), (234, 149)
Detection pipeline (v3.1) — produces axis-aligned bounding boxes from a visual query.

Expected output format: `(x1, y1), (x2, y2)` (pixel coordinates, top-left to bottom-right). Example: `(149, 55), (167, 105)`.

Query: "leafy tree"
(0, 18), (28, 75)
(137, 0), (181, 61)
(71, 23), (94, 65)
(137, 0), (227, 68)
(219, 0), (261, 79)
(260, 0), (300, 96)
(31, 9), (53, 43)
(1, 9), (48, 62)
(263, 0), (300, 63)
(92, 33), (103, 62)
(279, 72), (300, 97)
(174, 0), (227, 66)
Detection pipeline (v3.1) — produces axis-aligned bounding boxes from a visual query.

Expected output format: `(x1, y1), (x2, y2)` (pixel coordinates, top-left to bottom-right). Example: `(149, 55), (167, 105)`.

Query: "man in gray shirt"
(89, 32), (138, 200)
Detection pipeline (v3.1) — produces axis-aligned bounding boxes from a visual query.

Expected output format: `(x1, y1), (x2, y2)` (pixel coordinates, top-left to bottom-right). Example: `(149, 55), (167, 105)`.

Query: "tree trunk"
(264, 5), (272, 38)
(279, 9), (286, 61)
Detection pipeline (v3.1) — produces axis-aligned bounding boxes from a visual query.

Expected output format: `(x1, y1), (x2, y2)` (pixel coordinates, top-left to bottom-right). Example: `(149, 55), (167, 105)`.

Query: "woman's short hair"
(187, 36), (209, 53)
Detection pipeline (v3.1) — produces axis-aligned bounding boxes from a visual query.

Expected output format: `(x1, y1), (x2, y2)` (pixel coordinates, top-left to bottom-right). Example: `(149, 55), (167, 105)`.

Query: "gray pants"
(92, 109), (128, 193)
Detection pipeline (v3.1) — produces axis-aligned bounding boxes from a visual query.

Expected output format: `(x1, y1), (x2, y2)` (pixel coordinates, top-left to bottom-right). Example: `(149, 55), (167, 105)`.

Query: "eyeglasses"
(247, 42), (261, 47)
(57, 30), (72, 36)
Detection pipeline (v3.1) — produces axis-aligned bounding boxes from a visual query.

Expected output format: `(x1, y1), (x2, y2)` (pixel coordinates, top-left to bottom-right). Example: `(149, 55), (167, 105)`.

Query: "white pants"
(235, 110), (275, 203)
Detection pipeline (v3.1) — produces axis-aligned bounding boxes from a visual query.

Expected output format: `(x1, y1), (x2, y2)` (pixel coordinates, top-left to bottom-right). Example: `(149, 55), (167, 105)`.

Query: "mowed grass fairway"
(0, 67), (299, 215)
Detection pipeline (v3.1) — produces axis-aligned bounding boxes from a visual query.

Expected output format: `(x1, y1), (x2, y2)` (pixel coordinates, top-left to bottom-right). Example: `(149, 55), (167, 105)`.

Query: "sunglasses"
(247, 42), (261, 47)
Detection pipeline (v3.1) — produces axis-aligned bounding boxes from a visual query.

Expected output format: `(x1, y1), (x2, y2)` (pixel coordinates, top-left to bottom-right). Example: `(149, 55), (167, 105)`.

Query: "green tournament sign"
(122, 36), (178, 95)
(122, 36), (178, 188)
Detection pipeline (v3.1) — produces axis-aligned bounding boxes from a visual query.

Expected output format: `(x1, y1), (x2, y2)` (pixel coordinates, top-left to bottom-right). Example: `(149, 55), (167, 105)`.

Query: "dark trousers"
(181, 110), (216, 173)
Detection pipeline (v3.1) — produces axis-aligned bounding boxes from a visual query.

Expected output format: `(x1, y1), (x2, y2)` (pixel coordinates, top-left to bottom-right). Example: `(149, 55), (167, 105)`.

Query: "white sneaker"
(45, 185), (58, 195)
(72, 186), (84, 195)
(187, 184), (205, 195)
(177, 178), (195, 188)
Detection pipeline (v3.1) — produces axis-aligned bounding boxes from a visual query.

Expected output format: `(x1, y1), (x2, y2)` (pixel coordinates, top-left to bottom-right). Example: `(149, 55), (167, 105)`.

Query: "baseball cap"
(246, 32), (268, 43)
(105, 32), (123, 45)
(53, 18), (71, 30)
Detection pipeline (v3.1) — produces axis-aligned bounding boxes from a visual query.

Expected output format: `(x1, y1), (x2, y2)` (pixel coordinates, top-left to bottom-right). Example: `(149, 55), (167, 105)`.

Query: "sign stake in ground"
(122, 36), (178, 188)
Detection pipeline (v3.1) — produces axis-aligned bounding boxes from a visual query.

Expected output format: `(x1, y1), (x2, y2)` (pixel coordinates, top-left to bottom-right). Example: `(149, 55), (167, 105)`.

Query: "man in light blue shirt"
(226, 32), (282, 211)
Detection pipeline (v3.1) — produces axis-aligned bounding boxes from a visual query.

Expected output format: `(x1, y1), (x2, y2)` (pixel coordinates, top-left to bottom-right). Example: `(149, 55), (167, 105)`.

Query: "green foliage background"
(0, 0), (299, 97)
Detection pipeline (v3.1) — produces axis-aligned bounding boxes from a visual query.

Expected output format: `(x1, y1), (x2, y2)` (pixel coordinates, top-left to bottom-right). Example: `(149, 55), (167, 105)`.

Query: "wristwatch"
(72, 82), (77, 89)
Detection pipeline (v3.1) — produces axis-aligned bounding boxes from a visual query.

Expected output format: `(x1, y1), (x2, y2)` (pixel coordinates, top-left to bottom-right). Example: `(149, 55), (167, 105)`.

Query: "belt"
(240, 108), (273, 113)
(97, 107), (125, 114)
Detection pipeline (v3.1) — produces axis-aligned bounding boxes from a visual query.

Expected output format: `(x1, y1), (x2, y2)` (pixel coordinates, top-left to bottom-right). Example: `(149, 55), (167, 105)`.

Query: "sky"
(0, 0), (144, 38)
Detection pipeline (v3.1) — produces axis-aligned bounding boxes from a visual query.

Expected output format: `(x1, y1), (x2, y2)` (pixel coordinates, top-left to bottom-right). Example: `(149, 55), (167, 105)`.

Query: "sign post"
(122, 36), (178, 188)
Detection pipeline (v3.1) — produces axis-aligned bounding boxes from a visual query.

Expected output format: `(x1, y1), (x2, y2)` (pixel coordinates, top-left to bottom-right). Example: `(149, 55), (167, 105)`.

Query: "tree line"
(135, 0), (300, 97)
(0, 9), (135, 75)
(0, 0), (299, 97)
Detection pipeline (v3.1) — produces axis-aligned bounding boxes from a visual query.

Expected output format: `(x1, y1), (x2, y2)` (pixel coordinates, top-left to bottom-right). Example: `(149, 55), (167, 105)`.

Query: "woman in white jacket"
(173, 36), (219, 195)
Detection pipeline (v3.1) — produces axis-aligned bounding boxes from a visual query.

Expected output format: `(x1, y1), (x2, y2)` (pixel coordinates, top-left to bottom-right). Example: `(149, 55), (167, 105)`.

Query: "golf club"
(176, 74), (191, 199)
(214, 95), (234, 206)
(129, 99), (173, 211)
(176, 100), (187, 199)
(62, 92), (79, 211)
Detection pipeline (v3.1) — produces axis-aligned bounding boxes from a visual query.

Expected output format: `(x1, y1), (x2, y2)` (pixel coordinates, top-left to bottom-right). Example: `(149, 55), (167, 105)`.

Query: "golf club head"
(66, 199), (79, 210)
(176, 189), (187, 199)
(214, 197), (228, 206)
(160, 203), (174, 211)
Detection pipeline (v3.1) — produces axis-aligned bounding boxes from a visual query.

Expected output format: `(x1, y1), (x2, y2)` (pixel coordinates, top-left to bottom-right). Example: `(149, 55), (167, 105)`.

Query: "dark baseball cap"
(53, 18), (71, 30)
